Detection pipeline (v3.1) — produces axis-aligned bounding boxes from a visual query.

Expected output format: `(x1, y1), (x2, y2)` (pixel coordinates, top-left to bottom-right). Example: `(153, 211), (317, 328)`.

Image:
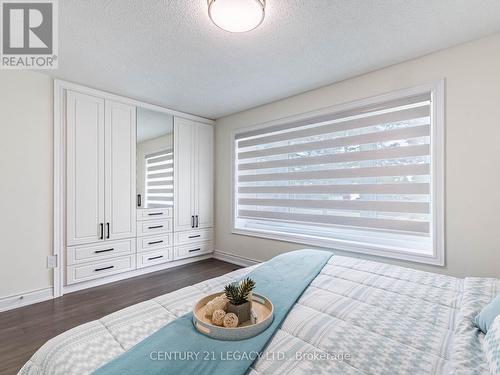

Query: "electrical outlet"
(47, 255), (58, 268)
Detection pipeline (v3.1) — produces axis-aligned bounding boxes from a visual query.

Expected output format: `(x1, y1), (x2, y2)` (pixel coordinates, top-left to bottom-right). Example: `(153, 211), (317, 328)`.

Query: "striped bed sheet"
(19, 255), (499, 375)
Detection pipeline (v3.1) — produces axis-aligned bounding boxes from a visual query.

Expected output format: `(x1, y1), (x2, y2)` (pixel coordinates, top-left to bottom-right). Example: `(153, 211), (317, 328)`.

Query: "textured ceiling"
(49, 0), (500, 119)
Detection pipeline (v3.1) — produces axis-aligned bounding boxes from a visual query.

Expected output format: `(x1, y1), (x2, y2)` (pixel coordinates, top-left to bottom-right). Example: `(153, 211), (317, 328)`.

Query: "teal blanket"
(92, 249), (333, 375)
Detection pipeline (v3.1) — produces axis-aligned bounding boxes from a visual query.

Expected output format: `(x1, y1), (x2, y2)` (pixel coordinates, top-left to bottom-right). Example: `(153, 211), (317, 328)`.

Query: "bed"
(19, 254), (499, 375)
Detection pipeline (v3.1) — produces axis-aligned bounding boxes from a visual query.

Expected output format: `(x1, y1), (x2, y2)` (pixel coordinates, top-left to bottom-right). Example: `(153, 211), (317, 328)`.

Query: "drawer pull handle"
(94, 248), (114, 254)
(148, 255), (164, 261)
(148, 225), (163, 229)
(148, 240), (163, 245)
(148, 212), (163, 216)
(188, 248), (201, 253)
(95, 265), (114, 272)
(188, 235), (201, 239)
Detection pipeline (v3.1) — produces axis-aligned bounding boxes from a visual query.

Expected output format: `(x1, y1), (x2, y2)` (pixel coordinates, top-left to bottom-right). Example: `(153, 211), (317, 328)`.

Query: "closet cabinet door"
(173, 117), (195, 231)
(66, 91), (105, 246)
(104, 100), (137, 240)
(194, 122), (214, 229)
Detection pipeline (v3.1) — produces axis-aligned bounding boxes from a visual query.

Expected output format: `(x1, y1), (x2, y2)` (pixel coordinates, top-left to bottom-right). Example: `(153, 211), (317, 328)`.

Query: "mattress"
(19, 255), (499, 375)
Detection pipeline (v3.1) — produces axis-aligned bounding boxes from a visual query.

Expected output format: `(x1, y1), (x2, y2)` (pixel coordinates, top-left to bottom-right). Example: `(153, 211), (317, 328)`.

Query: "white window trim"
(231, 80), (445, 266)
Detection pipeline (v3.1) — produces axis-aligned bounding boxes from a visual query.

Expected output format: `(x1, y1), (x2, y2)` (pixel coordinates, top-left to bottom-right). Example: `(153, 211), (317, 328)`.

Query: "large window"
(233, 83), (444, 265)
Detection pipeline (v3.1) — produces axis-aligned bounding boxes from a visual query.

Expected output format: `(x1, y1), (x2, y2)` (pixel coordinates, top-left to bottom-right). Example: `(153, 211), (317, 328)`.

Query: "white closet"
(59, 81), (214, 293)
(66, 91), (137, 284)
(173, 117), (214, 232)
(66, 93), (136, 246)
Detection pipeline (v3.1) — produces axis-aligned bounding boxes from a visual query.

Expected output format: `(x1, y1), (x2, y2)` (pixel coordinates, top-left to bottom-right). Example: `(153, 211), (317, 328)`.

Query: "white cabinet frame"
(195, 122), (214, 229)
(104, 99), (137, 241)
(173, 117), (214, 232)
(173, 117), (196, 231)
(54, 80), (214, 297)
(65, 91), (105, 246)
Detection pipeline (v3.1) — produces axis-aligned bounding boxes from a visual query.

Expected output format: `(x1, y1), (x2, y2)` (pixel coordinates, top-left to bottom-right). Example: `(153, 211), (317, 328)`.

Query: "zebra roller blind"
(234, 90), (441, 259)
(145, 149), (173, 208)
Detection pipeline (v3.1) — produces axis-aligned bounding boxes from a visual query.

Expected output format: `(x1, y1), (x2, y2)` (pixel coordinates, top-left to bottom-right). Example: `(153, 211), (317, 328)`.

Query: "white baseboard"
(0, 287), (54, 313)
(213, 249), (261, 268)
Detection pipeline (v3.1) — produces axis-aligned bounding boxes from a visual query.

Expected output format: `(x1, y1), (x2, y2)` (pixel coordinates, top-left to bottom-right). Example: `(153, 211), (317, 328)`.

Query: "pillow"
(484, 316), (500, 375)
(475, 294), (500, 333)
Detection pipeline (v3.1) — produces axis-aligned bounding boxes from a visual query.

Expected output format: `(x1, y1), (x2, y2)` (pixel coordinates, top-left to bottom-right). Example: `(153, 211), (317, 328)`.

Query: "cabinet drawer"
(137, 219), (172, 237)
(67, 239), (135, 265)
(136, 248), (172, 269)
(137, 208), (172, 221)
(174, 228), (213, 246)
(137, 234), (172, 253)
(66, 256), (135, 285)
(174, 241), (213, 261)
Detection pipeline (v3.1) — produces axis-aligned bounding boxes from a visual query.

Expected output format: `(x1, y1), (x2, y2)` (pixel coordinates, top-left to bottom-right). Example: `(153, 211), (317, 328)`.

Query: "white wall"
(0, 71), (53, 297)
(214, 33), (500, 278)
(0, 33), (499, 304)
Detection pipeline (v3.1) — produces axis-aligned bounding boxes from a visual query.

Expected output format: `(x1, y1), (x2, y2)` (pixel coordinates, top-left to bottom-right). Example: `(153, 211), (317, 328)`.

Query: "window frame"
(231, 81), (445, 266)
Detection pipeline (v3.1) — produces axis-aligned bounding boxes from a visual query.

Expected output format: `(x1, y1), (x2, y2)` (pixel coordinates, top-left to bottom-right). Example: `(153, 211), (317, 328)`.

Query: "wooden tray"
(193, 292), (274, 340)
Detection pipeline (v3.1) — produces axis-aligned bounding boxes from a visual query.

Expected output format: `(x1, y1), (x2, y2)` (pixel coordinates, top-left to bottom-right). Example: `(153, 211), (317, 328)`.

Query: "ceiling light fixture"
(207, 0), (265, 33)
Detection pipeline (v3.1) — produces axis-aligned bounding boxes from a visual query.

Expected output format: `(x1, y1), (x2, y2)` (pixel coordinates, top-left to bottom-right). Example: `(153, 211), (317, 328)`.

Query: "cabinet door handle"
(94, 265), (114, 272)
(189, 235), (201, 239)
(99, 223), (104, 240)
(148, 240), (163, 245)
(94, 248), (113, 254)
(191, 215), (194, 228)
(188, 248), (201, 253)
(195, 215), (199, 228)
(106, 223), (110, 239)
(148, 225), (163, 229)
(147, 255), (163, 261)
(148, 212), (163, 216)
(137, 194), (142, 207)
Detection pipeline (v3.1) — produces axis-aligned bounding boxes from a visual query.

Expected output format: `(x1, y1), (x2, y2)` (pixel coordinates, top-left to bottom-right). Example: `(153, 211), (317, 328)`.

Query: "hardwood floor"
(0, 259), (241, 375)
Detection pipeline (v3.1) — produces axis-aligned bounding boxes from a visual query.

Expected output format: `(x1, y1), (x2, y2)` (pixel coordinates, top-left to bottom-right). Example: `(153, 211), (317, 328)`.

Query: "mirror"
(136, 108), (173, 209)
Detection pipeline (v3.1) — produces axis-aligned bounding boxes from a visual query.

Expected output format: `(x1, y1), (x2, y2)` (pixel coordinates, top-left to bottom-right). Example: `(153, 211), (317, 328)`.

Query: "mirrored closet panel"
(60, 80), (213, 294)
(136, 108), (174, 209)
(135, 108), (175, 270)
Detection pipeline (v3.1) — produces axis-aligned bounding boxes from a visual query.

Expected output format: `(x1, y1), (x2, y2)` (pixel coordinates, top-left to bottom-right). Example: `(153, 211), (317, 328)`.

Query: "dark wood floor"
(0, 259), (240, 375)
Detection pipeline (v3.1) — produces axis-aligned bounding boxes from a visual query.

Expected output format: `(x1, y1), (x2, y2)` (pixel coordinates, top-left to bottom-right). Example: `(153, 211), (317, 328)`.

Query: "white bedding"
(19, 255), (499, 375)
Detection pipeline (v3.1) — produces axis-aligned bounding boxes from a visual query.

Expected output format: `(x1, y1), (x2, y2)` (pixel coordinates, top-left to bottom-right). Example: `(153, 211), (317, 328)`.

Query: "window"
(233, 82), (444, 265)
(145, 149), (174, 208)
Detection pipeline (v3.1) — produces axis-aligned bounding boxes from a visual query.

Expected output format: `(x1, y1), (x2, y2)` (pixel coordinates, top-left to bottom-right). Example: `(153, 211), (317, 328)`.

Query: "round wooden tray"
(193, 292), (274, 341)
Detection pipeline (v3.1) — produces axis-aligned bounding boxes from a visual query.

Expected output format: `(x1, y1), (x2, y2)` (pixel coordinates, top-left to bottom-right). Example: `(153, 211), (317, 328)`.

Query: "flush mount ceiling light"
(208, 0), (265, 33)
